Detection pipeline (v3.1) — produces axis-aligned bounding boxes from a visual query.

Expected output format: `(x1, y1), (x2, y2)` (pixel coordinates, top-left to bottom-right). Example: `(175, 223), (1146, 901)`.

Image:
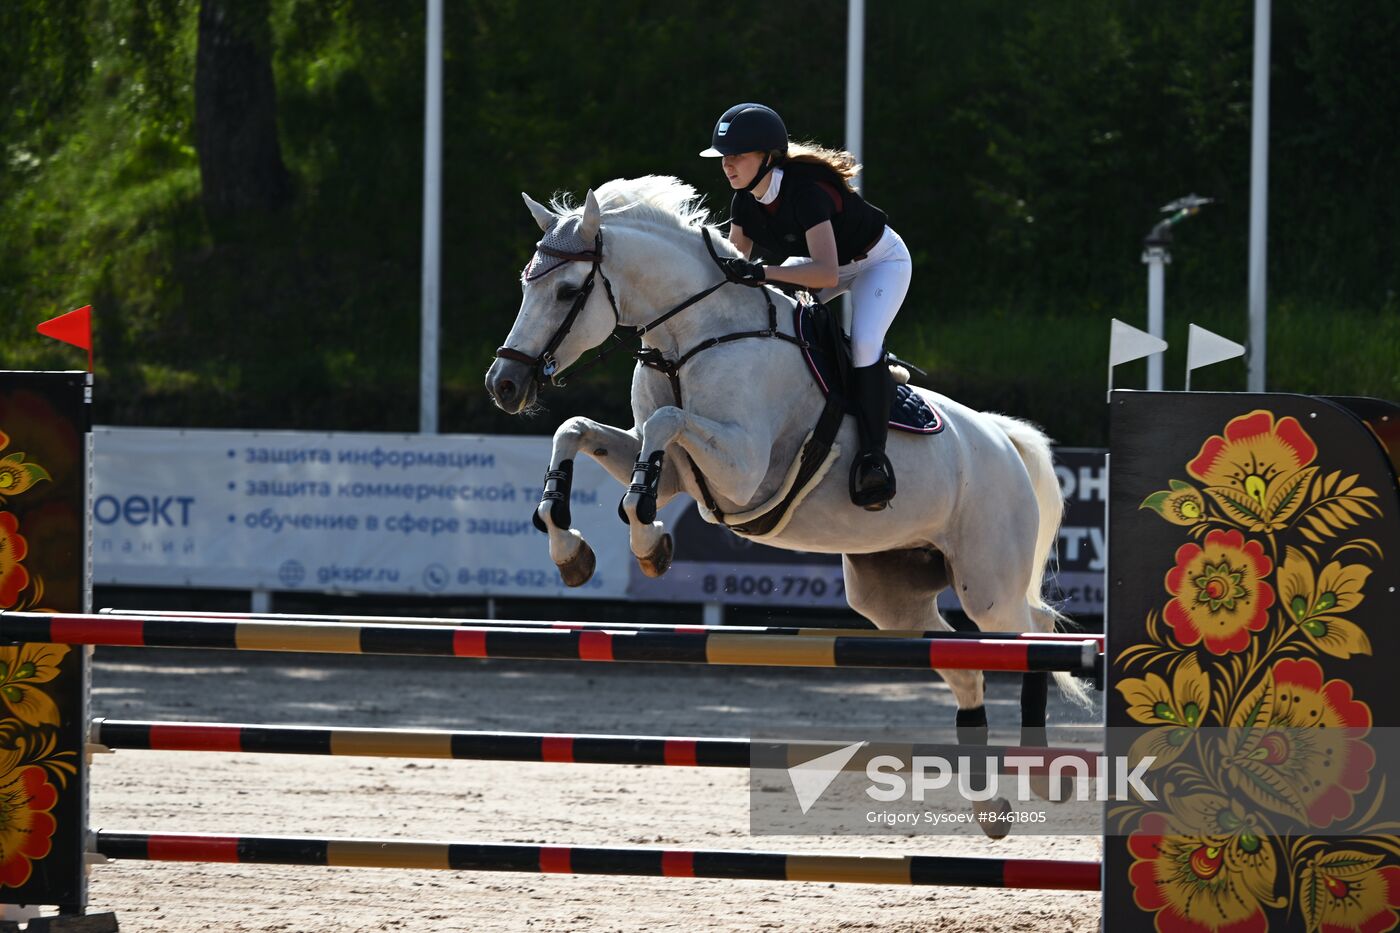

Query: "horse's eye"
(556, 284), (580, 302)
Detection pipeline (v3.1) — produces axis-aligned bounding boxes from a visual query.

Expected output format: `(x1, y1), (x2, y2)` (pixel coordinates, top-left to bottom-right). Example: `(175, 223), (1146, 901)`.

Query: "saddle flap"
(795, 302), (944, 435)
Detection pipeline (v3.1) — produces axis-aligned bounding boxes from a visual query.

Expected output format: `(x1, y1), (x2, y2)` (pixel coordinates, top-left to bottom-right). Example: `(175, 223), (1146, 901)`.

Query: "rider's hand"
(719, 258), (766, 287)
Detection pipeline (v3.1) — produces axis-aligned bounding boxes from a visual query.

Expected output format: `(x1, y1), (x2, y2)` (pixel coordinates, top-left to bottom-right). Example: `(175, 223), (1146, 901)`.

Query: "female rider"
(701, 102), (912, 511)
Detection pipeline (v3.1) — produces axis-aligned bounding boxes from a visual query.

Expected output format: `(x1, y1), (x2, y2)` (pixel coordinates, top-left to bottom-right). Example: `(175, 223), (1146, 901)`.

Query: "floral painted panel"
(1106, 393), (1400, 933)
(0, 374), (89, 913)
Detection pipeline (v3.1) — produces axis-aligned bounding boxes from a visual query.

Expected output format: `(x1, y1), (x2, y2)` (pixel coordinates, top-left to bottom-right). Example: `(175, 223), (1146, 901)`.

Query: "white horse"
(485, 176), (1088, 826)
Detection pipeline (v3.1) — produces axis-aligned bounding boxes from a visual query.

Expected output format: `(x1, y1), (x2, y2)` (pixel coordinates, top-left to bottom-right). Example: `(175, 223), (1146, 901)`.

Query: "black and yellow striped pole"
(103, 608), (1106, 652)
(92, 718), (1102, 775)
(92, 831), (1101, 890)
(1, 612), (1101, 675)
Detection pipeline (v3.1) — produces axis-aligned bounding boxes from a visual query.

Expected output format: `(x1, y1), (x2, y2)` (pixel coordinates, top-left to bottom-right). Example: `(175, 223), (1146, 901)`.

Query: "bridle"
(494, 227), (773, 388)
(494, 231), (619, 386)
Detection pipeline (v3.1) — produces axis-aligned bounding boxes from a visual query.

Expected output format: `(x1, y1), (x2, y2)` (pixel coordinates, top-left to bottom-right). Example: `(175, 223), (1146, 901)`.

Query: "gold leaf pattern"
(1123, 406), (1398, 930)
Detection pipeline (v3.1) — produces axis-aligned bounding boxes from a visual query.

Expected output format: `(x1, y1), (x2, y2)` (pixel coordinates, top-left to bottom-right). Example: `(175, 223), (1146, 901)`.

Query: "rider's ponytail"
(779, 141), (862, 192)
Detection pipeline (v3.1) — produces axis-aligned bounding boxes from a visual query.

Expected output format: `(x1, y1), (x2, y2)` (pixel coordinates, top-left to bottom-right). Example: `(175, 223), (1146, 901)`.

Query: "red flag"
(37, 305), (93, 370)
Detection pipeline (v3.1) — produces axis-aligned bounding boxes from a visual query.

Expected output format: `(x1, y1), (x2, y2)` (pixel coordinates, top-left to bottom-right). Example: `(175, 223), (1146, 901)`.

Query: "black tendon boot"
(849, 361), (897, 510)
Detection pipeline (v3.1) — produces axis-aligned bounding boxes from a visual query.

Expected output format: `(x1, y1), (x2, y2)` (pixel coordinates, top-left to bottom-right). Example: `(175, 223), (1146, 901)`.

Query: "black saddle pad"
(794, 302), (944, 435)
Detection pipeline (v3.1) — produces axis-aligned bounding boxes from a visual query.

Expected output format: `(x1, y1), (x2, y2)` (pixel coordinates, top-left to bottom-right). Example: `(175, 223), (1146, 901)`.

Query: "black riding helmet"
(700, 103), (788, 157)
(700, 103), (788, 192)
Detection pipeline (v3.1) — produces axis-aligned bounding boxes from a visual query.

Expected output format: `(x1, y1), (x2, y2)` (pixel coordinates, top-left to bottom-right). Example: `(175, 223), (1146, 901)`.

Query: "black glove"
(719, 257), (766, 287)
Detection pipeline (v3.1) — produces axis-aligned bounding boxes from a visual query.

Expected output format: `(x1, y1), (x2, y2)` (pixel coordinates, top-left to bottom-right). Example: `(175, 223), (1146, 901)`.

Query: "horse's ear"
(522, 192), (556, 232)
(577, 189), (602, 241)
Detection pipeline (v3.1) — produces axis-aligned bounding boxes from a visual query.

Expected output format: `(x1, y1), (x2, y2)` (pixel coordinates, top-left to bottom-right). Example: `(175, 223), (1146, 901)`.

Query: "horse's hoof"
(557, 540), (596, 587)
(637, 533), (673, 578)
(974, 797), (1014, 840)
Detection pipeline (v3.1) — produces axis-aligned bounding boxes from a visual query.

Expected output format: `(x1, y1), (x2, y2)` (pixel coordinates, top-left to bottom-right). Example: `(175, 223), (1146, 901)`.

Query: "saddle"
(703, 298), (940, 539)
(794, 300), (944, 434)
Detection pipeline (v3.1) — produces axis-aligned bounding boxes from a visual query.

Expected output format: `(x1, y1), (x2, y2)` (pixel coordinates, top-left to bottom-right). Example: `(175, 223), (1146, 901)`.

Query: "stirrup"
(849, 452), (896, 511)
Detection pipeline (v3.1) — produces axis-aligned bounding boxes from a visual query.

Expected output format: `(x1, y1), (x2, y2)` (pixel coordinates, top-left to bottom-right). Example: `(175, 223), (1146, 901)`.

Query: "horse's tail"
(987, 413), (1093, 708)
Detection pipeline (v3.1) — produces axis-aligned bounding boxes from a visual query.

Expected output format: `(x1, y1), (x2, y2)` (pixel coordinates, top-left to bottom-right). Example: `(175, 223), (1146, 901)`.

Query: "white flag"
(1186, 323), (1245, 372)
(1109, 319), (1169, 367)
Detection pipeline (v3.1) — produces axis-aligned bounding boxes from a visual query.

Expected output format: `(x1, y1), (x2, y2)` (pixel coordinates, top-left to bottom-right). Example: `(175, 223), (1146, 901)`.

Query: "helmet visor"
(699, 143), (761, 157)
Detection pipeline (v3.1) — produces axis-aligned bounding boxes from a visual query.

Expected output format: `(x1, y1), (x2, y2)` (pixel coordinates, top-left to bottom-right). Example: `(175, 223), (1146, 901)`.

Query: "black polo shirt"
(730, 161), (888, 265)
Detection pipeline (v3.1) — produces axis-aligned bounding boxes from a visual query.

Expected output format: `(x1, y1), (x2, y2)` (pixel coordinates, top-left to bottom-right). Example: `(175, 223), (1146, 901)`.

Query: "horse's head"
(486, 189), (619, 414)
(487, 177), (723, 414)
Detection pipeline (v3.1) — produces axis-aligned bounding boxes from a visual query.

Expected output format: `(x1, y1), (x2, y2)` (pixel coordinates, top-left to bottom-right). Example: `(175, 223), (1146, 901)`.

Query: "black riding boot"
(849, 361), (897, 510)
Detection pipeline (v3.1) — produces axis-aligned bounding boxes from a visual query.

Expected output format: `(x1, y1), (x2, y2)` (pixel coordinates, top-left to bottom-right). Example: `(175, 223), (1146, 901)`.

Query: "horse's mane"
(548, 175), (711, 232)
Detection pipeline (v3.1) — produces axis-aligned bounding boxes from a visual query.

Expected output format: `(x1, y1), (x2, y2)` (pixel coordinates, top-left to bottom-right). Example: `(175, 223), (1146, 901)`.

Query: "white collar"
(754, 166), (784, 205)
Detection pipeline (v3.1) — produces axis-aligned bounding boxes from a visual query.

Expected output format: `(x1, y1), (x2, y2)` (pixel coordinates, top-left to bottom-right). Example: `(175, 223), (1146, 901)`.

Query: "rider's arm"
(759, 221), (840, 290)
(729, 223), (754, 260)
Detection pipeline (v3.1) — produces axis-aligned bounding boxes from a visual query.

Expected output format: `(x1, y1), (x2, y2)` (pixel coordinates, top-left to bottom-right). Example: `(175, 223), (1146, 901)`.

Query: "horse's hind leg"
(842, 550), (1014, 839)
(951, 525), (1082, 800)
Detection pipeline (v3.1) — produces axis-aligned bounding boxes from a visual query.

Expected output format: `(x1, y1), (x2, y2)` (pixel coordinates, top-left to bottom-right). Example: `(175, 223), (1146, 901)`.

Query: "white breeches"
(814, 227), (913, 367)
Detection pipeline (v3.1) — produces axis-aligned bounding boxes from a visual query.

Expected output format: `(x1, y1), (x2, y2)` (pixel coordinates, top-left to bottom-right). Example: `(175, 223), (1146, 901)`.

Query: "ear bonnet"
(523, 214), (600, 281)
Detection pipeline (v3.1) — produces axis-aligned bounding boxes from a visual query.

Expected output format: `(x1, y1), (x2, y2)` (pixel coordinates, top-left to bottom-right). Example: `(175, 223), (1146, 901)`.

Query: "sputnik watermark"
(755, 741), (1159, 835)
(784, 746), (1155, 813)
(863, 754), (1156, 804)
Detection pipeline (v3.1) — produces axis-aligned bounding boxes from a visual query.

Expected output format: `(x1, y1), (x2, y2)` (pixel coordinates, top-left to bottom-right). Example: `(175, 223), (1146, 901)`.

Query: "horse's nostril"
(498, 378), (516, 402)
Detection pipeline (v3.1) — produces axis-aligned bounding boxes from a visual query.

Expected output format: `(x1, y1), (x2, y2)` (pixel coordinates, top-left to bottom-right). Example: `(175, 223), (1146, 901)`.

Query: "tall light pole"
(845, 0), (864, 192)
(420, 0), (443, 433)
(1247, 0), (1271, 391)
(843, 0), (864, 331)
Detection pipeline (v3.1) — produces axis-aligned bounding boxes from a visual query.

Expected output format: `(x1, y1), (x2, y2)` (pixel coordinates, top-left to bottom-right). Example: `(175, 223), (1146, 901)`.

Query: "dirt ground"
(80, 645), (1104, 932)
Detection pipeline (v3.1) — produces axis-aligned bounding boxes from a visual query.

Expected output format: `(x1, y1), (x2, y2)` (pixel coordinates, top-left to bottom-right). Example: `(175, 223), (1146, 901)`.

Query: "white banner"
(91, 428), (635, 599)
(92, 428), (1109, 616)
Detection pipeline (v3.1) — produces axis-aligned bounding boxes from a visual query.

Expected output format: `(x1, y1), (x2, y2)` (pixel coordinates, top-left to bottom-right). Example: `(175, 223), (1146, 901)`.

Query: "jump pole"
(102, 608), (1106, 651)
(0, 612), (1102, 676)
(91, 832), (1102, 891)
(90, 718), (1102, 776)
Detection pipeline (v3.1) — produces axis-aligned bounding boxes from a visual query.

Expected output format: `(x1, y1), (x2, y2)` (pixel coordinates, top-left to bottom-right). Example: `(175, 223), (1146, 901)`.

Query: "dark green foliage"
(2, 0), (1396, 445)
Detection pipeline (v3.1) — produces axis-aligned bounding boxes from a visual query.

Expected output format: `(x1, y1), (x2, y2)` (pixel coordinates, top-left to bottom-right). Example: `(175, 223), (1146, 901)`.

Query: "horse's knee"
(643, 406), (687, 442)
(554, 416), (594, 447)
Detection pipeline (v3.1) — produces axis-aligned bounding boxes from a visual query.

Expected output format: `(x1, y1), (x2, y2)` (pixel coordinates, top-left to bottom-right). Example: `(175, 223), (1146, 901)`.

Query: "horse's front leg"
(620, 405), (768, 575)
(535, 416), (641, 587)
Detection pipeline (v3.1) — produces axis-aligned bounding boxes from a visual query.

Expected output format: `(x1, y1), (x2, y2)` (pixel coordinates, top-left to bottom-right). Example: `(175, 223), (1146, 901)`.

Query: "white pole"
(845, 0), (865, 192)
(843, 0), (864, 332)
(420, 0), (444, 433)
(1247, 0), (1271, 392)
(1143, 247), (1168, 390)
